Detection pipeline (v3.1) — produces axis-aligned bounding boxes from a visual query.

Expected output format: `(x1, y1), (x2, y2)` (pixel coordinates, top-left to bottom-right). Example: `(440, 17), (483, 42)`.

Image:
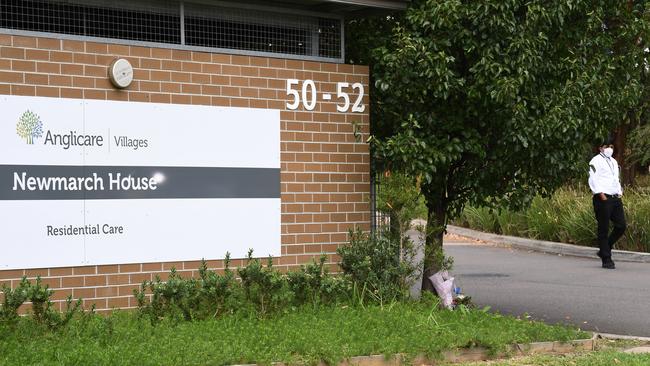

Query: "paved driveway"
(444, 241), (650, 337)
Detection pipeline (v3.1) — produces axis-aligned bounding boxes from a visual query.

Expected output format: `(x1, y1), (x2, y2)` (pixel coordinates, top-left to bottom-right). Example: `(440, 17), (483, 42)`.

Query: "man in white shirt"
(588, 138), (626, 269)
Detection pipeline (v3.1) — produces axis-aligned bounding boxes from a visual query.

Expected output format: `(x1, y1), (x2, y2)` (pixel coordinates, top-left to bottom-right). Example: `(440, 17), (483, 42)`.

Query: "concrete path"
(447, 225), (650, 263)
(625, 346), (650, 354)
(443, 238), (650, 338)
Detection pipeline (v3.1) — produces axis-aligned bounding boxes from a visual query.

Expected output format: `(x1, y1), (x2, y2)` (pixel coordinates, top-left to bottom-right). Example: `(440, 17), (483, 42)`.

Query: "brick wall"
(0, 34), (370, 312)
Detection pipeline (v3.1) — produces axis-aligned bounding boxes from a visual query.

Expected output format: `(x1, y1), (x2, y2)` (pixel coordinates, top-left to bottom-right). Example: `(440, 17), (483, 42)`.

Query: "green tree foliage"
(351, 1), (650, 292)
(628, 123), (650, 168)
(376, 171), (426, 243)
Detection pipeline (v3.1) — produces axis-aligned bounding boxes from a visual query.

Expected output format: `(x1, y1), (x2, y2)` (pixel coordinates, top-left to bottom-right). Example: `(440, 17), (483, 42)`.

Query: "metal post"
(370, 172), (376, 233)
(339, 17), (345, 61)
(180, 1), (185, 45)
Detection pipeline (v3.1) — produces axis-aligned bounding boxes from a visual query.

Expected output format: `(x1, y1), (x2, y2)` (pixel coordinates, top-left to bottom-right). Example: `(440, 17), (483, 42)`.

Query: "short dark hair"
(601, 134), (614, 146)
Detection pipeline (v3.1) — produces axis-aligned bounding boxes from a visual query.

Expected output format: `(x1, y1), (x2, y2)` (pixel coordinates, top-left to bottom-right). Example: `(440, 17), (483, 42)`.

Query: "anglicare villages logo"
(13, 109), (148, 150)
(16, 110), (43, 144)
(14, 110), (104, 150)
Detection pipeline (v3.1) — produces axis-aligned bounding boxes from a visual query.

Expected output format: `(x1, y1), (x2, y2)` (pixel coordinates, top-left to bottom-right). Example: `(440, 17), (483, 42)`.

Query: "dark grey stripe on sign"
(0, 165), (280, 200)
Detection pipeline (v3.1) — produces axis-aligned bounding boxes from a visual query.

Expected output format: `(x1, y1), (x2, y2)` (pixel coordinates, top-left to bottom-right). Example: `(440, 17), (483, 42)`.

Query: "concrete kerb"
(440, 337), (594, 363)
(595, 333), (650, 354)
(231, 337), (595, 366)
(595, 332), (650, 342)
(446, 225), (650, 263)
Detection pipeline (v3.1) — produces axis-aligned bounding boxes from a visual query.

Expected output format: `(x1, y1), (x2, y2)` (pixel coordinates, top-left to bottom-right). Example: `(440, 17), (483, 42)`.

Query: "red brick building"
(0, 0), (407, 311)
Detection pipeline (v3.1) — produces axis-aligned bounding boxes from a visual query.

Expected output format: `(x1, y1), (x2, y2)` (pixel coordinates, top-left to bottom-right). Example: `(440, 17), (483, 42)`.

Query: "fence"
(0, 0), (343, 62)
(370, 171), (390, 233)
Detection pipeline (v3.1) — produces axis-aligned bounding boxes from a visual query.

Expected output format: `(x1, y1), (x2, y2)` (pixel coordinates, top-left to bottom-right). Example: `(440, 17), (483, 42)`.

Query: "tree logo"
(16, 110), (43, 144)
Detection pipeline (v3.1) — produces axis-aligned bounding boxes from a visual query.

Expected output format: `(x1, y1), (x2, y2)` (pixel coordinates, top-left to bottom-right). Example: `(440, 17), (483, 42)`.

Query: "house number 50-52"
(286, 79), (365, 113)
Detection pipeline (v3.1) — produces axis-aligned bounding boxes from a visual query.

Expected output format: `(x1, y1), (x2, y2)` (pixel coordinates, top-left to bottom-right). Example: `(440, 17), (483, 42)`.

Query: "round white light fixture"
(108, 58), (134, 89)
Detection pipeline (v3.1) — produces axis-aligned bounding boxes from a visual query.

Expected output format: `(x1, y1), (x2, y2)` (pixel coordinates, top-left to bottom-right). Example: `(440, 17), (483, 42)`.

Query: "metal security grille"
(184, 4), (341, 59)
(1, 0), (181, 44)
(318, 17), (340, 59)
(0, 0), (343, 62)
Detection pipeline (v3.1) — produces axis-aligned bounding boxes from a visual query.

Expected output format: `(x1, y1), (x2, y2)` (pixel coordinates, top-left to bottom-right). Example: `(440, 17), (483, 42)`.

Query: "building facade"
(0, 0), (406, 311)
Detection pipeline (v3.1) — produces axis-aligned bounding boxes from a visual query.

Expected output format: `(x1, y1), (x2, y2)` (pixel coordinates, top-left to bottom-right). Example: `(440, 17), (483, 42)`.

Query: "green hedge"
(455, 187), (650, 253)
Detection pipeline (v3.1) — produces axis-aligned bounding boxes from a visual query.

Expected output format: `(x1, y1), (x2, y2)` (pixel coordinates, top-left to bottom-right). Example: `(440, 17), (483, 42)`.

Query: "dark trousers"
(593, 195), (626, 260)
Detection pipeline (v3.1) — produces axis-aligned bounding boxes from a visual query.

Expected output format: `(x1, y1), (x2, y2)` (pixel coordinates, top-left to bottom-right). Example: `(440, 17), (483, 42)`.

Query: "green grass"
(454, 350), (650, 365)
(0, 302), (588, 366)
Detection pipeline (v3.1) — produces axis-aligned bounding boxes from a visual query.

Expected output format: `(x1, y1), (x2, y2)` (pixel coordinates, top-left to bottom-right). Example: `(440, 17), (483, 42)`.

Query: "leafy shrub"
(134, 268), (200, 323)
(28, 276), (59, 326)
(337, 228), (418, 303)
(554, 188), (595, 245)
(526, 196), (560, 241)
(237, 250), (293, 316)
(459, 206), (499, 233)
(1, 276), (90, 329)
(496, 209), (527, 236)
(317, 275), (352, 305)
(0, 277), (30, 323)
(134, 250), (354, 322)
(622, 189), (650, 253)
(197, 254), (239, 318)
(287, 255), (349, 307)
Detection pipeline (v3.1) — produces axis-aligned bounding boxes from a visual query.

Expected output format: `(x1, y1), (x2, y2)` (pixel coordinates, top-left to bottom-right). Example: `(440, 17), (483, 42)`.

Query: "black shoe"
(602, 261), (616, 269)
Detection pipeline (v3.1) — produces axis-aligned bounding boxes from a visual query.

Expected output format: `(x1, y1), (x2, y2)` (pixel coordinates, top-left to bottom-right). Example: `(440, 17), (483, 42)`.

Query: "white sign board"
(0, 95), (281, 269)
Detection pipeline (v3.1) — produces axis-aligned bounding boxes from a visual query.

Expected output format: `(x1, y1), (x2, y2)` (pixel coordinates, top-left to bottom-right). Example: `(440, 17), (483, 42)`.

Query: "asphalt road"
(444, 242), (650, 337)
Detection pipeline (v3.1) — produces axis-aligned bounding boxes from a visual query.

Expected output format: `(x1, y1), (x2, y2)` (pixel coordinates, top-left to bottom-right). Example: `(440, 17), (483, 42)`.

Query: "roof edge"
(321, 0), (408, 10)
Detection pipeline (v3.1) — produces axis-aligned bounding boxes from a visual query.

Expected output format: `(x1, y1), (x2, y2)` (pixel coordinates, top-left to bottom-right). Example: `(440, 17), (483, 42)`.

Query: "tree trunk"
(614, 123), (635, 186)
(420, 188), (447, 294)
(614, 1), (637, 187)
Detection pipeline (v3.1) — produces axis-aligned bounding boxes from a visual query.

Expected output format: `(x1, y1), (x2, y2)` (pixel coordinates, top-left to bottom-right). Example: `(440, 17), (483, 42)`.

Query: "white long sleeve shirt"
(588, 153), (623, 195)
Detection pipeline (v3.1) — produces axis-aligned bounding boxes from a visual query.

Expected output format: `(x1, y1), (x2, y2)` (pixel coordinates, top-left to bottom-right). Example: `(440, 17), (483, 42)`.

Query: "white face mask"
(603, 147), (614, 158)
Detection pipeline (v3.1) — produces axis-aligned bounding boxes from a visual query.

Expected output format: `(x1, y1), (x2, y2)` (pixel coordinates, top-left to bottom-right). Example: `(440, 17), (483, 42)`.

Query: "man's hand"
(599, 193), (607, 201)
